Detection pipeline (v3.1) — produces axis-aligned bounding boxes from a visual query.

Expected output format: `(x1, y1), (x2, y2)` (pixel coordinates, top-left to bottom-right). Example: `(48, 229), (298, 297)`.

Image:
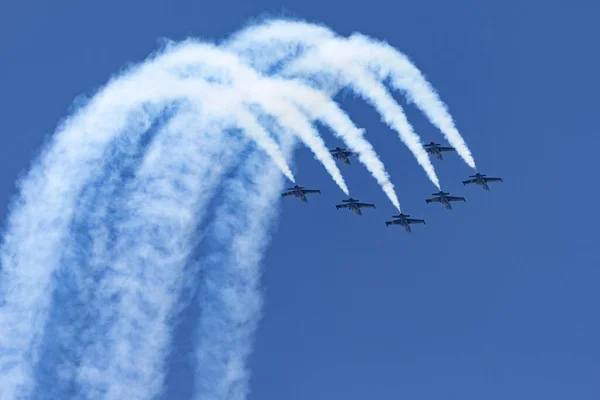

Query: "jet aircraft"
(335, 198), (376, 216)
(462, 173), (503, 191)
(423, 142), (455, 160)
(385, 213), (426, 232)
(330, 147), (357, 165)
(425, 191), (466, 210)
(281, 185), (321, 203)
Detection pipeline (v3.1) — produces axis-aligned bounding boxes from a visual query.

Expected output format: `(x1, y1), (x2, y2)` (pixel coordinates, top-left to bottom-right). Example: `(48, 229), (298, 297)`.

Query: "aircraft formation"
(281, 144), (503, 233)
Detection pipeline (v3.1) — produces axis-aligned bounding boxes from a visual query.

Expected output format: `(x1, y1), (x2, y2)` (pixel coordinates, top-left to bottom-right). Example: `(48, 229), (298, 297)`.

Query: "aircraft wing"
(484, 177), (503, 182)
(336, 203), (350, 209)
(438, 146), (455, 152)
(462, 178), (477, 185)
(302, 189), (321, 194)
(385, 219), (402, 226)
(425, 197), (441, 203)
(447, 196), (466, 202)
(281, 191), (294, 197)
(357, 203), (376, 209)
(407, 218), (426, 224)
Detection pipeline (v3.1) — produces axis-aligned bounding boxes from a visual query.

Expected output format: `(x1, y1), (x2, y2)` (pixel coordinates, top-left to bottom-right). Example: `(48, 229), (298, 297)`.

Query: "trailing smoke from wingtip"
(228, 18), (475, 173)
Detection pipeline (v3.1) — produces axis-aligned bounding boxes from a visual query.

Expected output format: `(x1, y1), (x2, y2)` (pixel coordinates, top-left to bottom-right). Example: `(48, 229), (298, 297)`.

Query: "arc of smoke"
(72, 108), (246, 399)
(336, 34), (476, 168)
(228, 22), (439, 189)
(0, 37), (359, 397)
(193, 127), (297, 400)
(156, 41), (350, 194)
(226, 18), (335, 71)
(0, 76), (172, 400)
(0, 18), (475, 400)
(251, 93), (349, 194)
(0, 49), (301, 397)
(0, 74), (224, 398)
(285, 57), (441, 189)
(273, 79), (402, 210)
(131, 71), (297, 183)
(228, 19), (476, 169)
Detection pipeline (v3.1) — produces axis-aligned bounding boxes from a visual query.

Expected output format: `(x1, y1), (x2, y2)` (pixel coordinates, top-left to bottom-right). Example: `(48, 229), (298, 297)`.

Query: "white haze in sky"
(0, 17), (474, 400)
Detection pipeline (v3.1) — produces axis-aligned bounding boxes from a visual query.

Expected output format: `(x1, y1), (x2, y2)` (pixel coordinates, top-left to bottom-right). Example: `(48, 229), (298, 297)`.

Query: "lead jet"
(425, 191), (466, 210)
(385, 213), (426, 232)
(335, 198), (376, 216)
(423, 142), (455, 160)
(330, 147), (357, 165)
(281, 185), (321, 203)
(462, 173), (503, 191)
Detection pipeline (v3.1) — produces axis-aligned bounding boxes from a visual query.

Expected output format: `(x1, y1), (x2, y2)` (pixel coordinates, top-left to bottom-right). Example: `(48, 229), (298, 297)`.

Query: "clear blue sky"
(1, 1), (599, 399)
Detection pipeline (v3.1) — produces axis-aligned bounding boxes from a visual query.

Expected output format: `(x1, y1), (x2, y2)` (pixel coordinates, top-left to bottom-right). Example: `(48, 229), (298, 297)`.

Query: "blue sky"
(1, 1), (599, 399)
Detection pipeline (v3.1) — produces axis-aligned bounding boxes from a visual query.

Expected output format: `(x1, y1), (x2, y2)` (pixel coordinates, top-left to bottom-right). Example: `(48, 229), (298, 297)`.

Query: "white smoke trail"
(228, 18), (476, 170)
(0, 78), (205, 399)
(193, 127), (296, 400)
(274, 80), (402, 210)
(0, 80), (168, 400)
(71, 108), (246, 399)
(29, 104), (180, 399)
(0, 46), (320, 399)
(288, 58), (440, 189)
(0, 17), (475, 400)
(1, 39), (376, 397)
(157, 41), (349, 195)
(333, 34), (477, 169)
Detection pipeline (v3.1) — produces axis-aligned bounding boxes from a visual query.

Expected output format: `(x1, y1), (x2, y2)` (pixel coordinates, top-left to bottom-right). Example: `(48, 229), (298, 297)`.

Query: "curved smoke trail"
(0, 18), (474, 400)
(228, 18), (476, 169)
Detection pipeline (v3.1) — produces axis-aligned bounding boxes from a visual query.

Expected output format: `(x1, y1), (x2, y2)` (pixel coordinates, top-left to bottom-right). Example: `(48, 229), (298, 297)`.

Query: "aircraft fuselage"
(332, 151), (351, 165)
(292, 191), (308, 202)
(353, 207), (362, 216)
